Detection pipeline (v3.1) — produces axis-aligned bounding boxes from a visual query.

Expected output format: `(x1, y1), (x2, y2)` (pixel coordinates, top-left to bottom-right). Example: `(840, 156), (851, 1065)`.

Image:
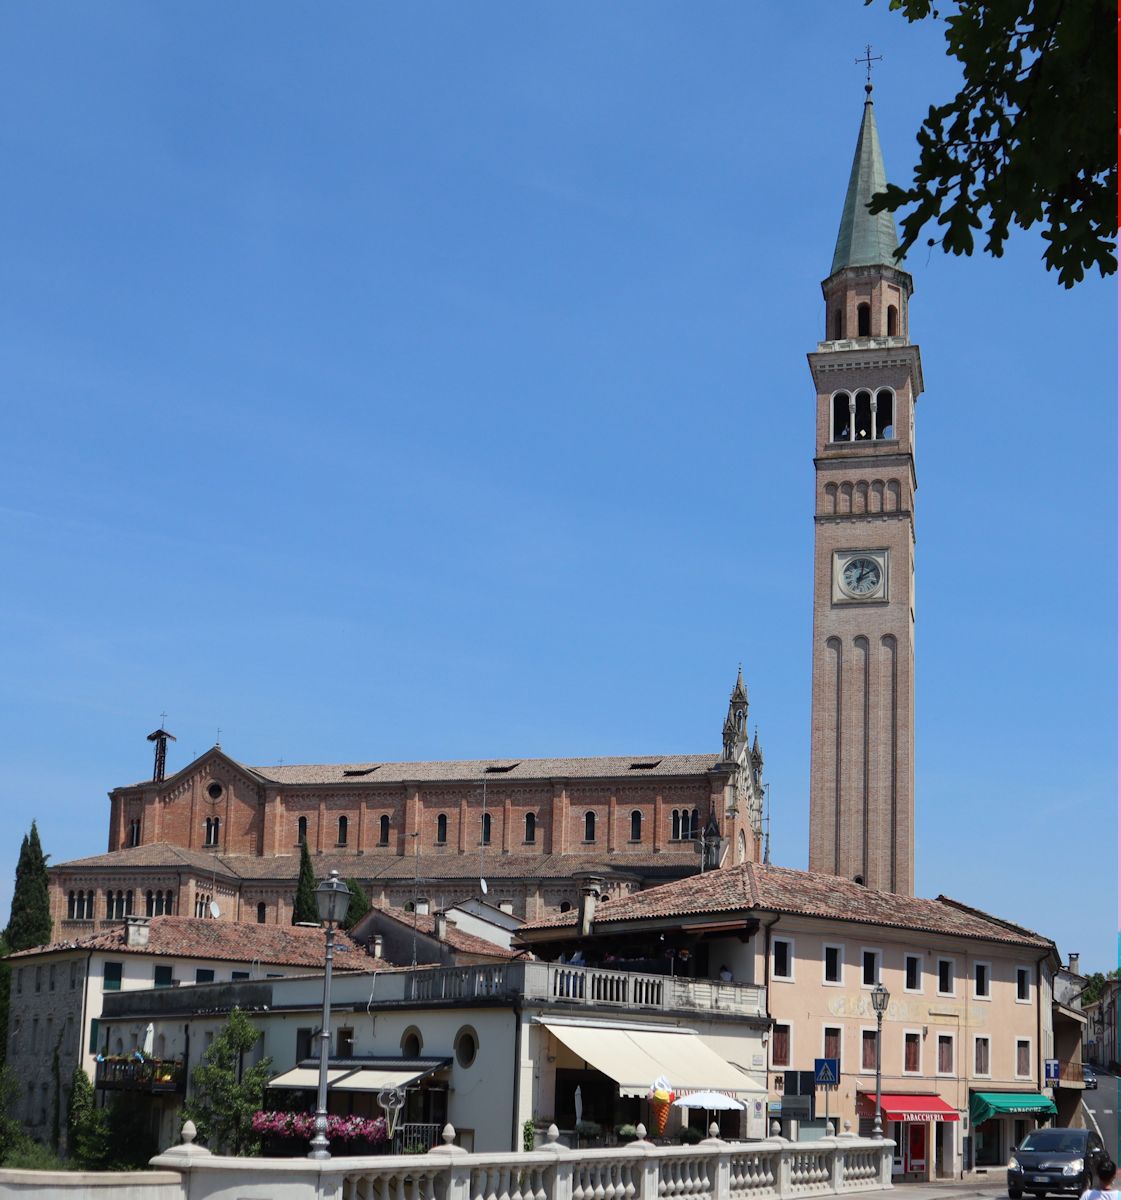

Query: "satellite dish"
(479, 878), (488, 895)
(208, 901), (221, 919)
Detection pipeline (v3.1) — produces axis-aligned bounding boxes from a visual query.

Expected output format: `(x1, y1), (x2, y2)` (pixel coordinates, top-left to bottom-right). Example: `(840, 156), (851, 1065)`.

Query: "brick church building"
(47, 669), (766, 934)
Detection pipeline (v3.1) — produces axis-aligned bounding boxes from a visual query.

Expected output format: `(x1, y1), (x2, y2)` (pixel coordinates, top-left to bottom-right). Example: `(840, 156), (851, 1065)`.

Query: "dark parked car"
(1008, 1127), (1106, 1198)
(1083, 1064), (1098, 1089)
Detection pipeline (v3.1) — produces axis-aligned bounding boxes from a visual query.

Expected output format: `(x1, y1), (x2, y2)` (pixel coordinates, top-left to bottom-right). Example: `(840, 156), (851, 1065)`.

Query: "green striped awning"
(969, 1092), (1057, 1124)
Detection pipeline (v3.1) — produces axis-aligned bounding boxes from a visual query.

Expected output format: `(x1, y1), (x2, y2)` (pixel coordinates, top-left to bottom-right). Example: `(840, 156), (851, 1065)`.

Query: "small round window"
(401, 1028), (422, 1058)
(455, 1026), (478, 1068)
(207, 782), (223, 801)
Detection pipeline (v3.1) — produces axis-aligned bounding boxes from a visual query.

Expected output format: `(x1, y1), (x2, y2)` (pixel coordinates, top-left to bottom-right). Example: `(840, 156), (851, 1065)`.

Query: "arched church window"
(671, 810), (681, 841)
(833, 309), (843, 340)
(436, 813), (448, 844)
(559, 901), (572, 914)
(257, 902), (267, 924)
(690, 809), (700, 839)
(337, 815), (348, 846)
(886, 305), (898, 336)
(630, 810), (642, 841)
(297, 816), (307, 845)
(481, 813), (492, 845)
(524, 812), (536, 843)
(737, 830), (747, 864)
(146, 891), (155, 917)
(875, 389), (894, 438)
(67, 892), (76, 920)
(832, 393), (851, 442)
(125, 890), (133, 916)
(583, 811), (596, 842)
(379, 814), (390, 845)
(164, 890), (174, 914)
(857, 303), (871, 336)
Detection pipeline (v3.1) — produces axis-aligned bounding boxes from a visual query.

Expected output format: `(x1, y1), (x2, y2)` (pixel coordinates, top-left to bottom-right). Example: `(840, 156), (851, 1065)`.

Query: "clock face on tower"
(842, 557), (881, 595)
(833, 549), (889, 602)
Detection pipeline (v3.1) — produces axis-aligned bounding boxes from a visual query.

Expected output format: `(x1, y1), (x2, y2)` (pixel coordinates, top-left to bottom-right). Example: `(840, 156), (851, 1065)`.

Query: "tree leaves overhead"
(870, 0), (1116, 286)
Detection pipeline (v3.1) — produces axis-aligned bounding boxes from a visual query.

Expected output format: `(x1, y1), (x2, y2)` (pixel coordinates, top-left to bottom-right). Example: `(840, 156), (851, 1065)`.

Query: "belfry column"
(807, 82), (924, 895)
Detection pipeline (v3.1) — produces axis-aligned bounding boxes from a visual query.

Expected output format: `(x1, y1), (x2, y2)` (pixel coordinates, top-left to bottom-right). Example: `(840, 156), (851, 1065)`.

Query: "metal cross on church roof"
(855, 44), (883, 86)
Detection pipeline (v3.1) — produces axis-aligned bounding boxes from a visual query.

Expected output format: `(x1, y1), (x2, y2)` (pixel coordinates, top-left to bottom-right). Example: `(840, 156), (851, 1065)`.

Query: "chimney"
(372, 934), (384, 959)
(415, 897), (430, 916)
(1068, 952), (1080, 975)
(578, 878), (603, 937)
(499, 901), (514, 915)
(434, 912), (447, 941)
(125, 916), (151, 949)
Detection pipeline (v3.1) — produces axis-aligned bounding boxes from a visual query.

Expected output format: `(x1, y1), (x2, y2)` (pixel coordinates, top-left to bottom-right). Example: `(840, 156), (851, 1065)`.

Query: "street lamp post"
(871, 981), (890, 1139)
(308, 869), (352, 1161)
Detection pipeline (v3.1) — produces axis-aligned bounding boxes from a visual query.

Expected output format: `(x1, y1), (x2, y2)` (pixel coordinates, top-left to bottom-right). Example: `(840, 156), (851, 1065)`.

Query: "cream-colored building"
(518, 861), (1070, 1181)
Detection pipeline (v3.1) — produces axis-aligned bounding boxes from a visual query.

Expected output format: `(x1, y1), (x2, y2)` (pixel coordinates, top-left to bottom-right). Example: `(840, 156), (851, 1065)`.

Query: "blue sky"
(1, 4), (1115, 972)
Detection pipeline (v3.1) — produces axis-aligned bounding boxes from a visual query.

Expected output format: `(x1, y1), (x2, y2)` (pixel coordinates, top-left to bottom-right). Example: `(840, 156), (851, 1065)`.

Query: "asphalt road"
(1083, 1069), (1120, 1161)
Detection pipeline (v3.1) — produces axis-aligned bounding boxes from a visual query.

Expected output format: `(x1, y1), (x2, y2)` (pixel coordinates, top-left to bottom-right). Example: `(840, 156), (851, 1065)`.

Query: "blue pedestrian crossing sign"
(814, 1058), (840, 1087)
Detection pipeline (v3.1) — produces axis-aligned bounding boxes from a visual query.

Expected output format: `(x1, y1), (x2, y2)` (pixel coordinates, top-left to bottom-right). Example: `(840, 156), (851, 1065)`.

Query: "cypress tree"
(6, 823), (52, 952)
(291, 841), (318, 924)
(343, 878), (369, 930)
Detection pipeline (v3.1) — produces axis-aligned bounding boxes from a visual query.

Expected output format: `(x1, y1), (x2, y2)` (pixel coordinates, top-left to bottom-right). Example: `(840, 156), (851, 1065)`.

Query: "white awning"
(268, 1067), (352, 1090)
(332, 1066), (442, 1092)
(542, 1022), (764, 1097)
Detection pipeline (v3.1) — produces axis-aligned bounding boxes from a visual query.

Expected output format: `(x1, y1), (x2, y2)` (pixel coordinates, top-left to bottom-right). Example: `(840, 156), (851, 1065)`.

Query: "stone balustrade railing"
(96, 1120), (888, 1200)
(0, 1122), (892, 1200)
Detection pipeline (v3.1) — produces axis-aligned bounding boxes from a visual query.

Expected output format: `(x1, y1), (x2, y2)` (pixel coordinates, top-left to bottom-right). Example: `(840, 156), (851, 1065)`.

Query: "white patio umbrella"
(142, 1023), (154, 1056)
(574, 1085), (584, 1125)
(672, 1091), (744, 1111)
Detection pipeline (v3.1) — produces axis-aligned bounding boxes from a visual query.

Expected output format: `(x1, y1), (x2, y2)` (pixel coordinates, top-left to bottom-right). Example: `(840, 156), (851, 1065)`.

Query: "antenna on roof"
(147, 724), (177, 784)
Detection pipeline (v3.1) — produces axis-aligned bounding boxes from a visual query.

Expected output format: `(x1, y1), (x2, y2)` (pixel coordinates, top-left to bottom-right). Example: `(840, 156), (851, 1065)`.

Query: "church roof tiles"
(242, 753), (721, 786)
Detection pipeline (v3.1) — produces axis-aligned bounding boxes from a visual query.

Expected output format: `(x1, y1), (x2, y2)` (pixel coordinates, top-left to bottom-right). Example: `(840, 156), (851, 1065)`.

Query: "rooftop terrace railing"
(403, 961), (766, 1017)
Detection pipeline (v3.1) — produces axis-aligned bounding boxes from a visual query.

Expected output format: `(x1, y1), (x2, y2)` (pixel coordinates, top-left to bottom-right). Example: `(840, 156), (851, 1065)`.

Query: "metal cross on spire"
(855, 44), (883, 87)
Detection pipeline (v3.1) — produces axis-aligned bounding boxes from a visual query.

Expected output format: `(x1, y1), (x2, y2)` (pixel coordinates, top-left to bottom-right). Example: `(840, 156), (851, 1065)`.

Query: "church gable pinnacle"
(830, 85), (900, 275)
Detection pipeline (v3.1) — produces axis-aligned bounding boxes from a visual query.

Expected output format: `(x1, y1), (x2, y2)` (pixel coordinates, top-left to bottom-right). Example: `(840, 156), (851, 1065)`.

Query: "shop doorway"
(906, 1124), (927, 1174)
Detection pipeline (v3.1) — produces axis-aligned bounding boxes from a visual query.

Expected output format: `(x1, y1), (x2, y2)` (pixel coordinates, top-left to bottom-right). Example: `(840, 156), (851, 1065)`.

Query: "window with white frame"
(772, 937), (794, 981)
(974, 1036), (991, 1077)
(823, 944), (843, 985)
(823, 1025), (842, 1068)
(937, 958), (955, 995)
(1016, 1039), (1031, 1078)
(861, 1029), (877, 1071)
(973, 961), (991, 999)
(903, 1031), (921, 1074)
(1016, 966), (1031, 1002)
(904, 954), (922, 992)
(862, 948), (881, 987)
(937, 1033), (954, 1075)
(771, 1023), (791, 1067)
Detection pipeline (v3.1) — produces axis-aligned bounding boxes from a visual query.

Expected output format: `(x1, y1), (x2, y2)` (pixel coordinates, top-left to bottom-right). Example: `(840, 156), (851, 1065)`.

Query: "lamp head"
(316, 870), (351, 927)
(871, 981), (890, 1015)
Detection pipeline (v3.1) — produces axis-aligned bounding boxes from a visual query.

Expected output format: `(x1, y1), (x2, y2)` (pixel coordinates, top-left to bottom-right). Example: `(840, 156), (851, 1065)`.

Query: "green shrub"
(678, 1125), (703, 1145)
(615, 1123), (638, 1141)
(522, 1119), (536, 1152)
(4, 1138), (67, 1170)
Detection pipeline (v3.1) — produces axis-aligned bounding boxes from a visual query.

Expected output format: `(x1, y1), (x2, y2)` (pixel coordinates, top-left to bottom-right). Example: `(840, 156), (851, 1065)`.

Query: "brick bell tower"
(807, 81), (923, 895)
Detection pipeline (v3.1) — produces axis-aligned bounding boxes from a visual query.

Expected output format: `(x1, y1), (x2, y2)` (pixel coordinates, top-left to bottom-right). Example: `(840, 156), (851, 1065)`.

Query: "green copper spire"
(830, 86), (901, 275)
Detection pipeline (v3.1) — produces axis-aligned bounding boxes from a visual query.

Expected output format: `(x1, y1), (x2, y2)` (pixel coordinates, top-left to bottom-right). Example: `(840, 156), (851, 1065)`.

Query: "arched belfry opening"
(886, 304), (898, 336)
(857, 303), (871, 336)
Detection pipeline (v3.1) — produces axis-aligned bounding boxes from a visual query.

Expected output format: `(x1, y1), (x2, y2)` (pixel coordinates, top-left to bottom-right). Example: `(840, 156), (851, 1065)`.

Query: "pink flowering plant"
(252, 1110), (388, 1144)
